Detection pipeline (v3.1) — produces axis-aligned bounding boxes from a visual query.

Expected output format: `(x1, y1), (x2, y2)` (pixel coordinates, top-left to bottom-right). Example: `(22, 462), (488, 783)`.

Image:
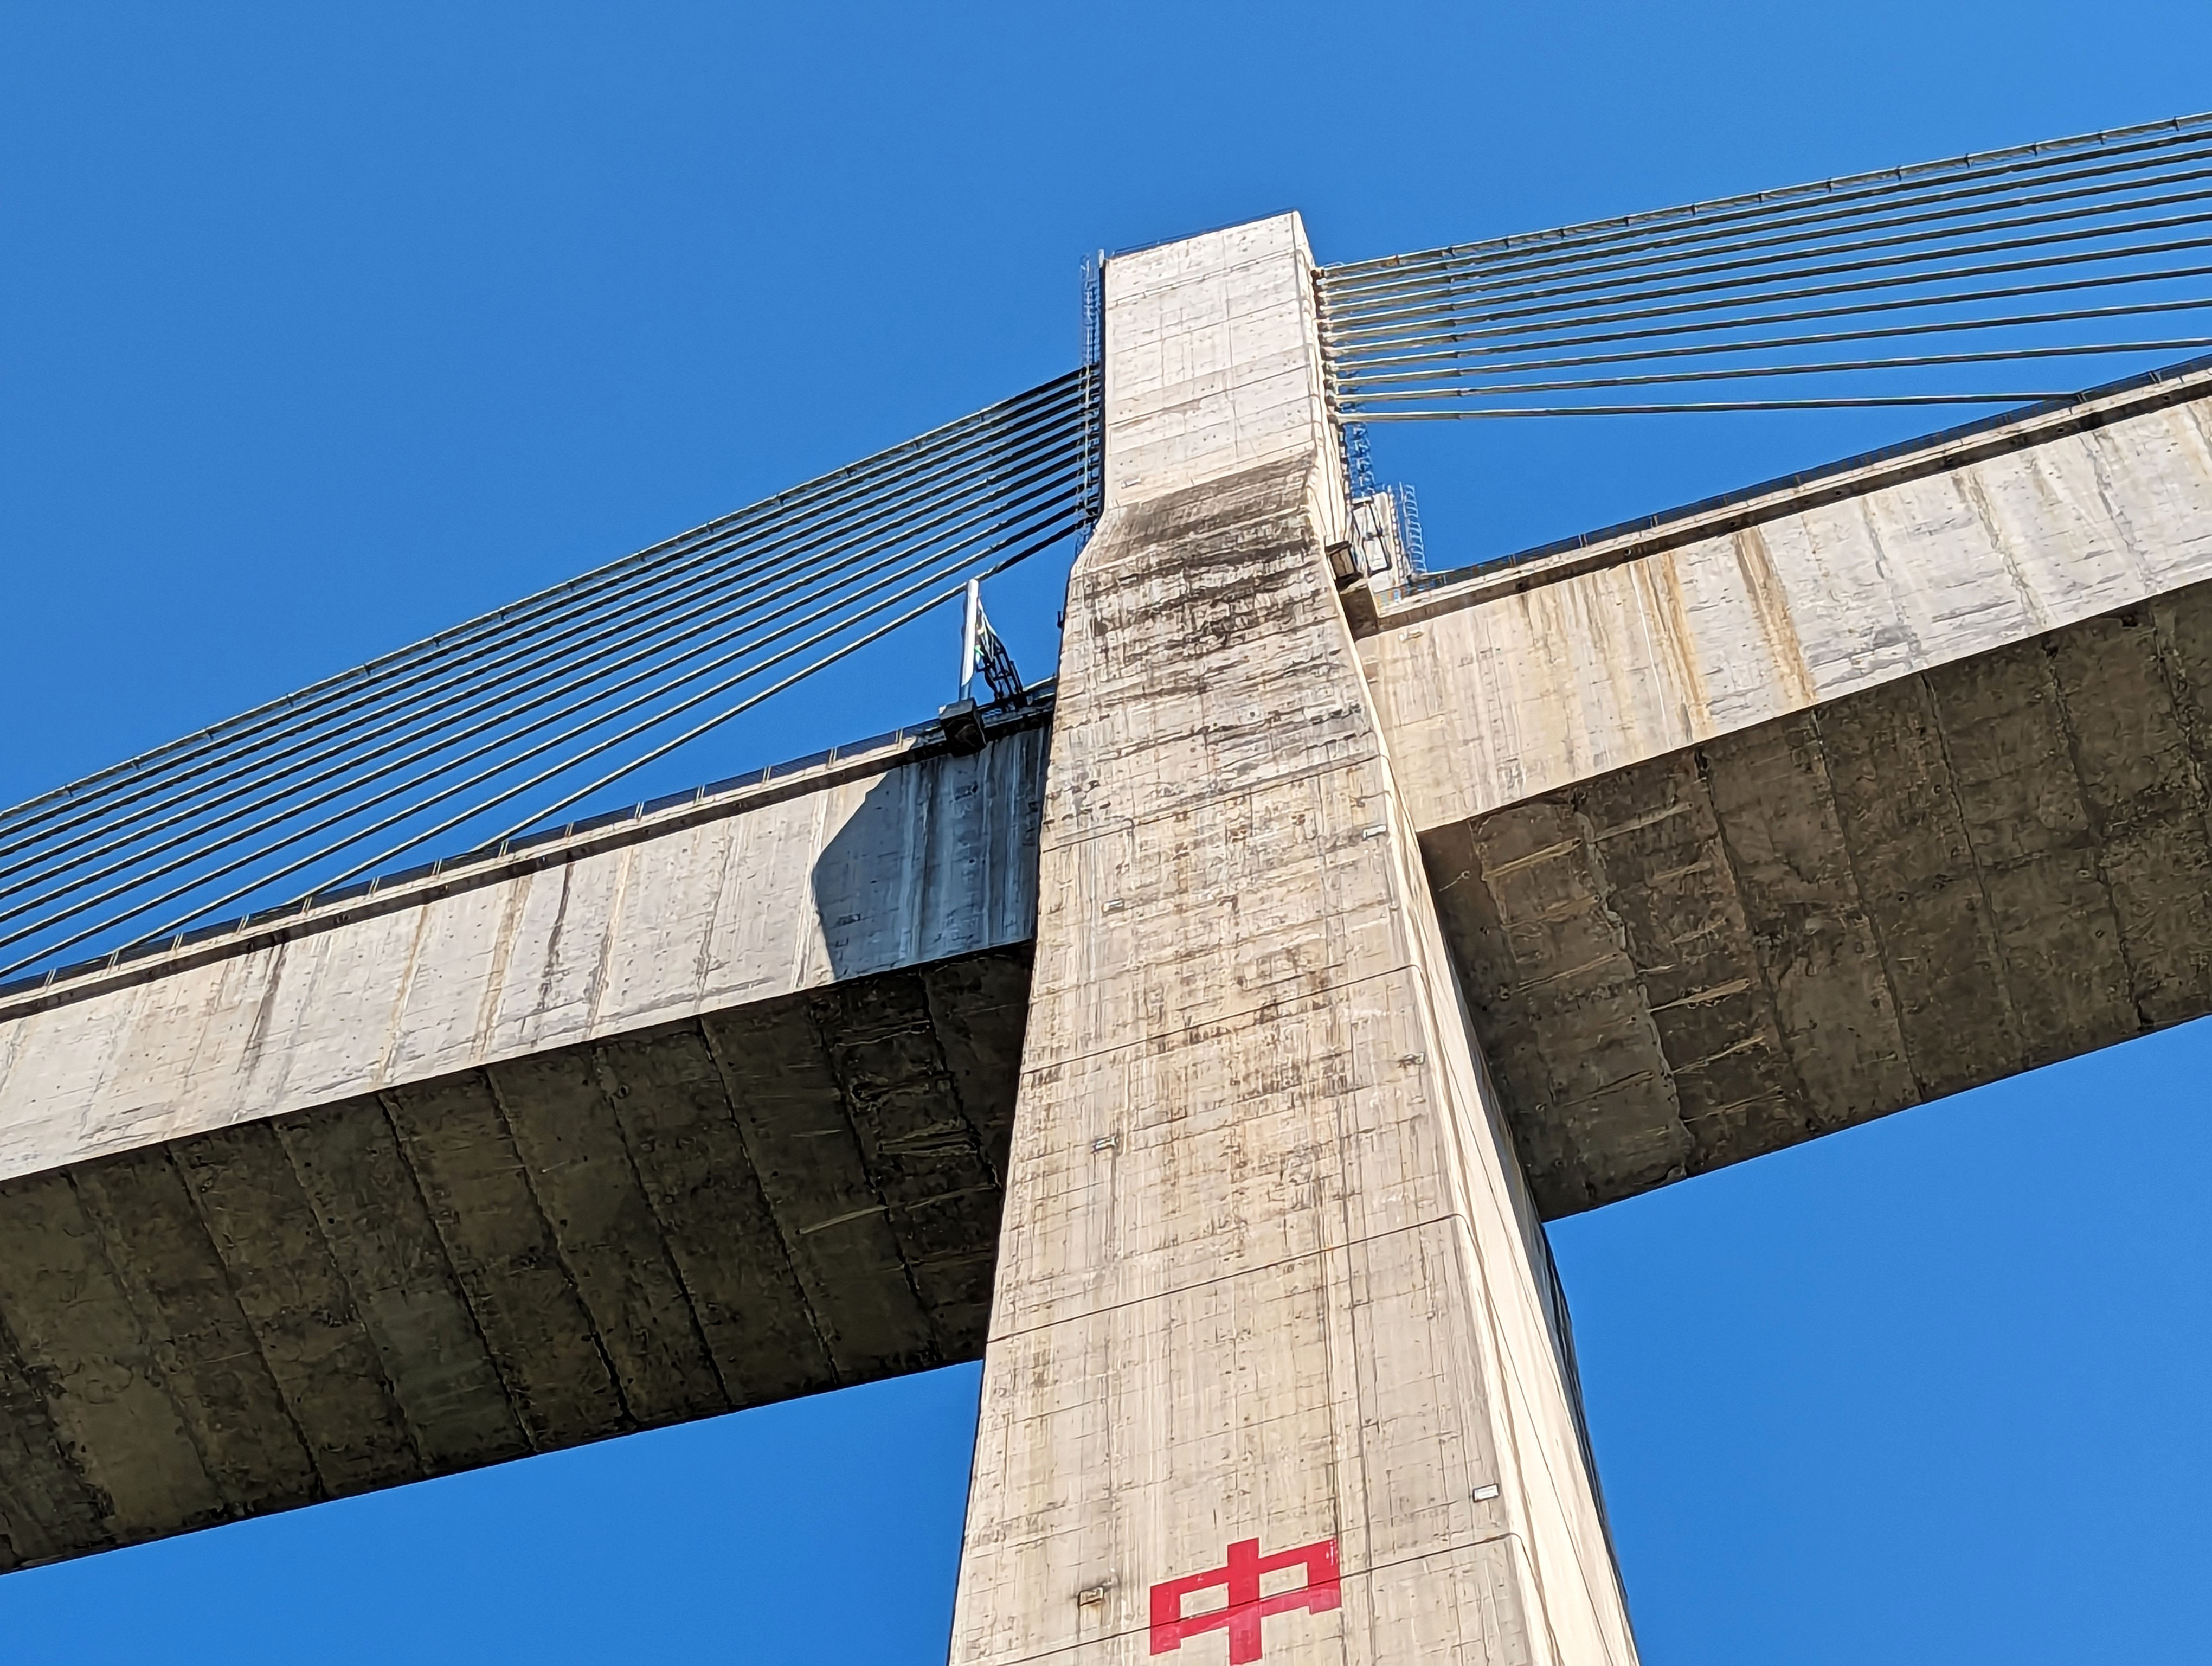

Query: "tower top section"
(1100, 212), (1345, 538)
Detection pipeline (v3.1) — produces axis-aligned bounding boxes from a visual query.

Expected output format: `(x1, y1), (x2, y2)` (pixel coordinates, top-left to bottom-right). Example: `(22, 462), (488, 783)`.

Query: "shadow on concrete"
(810, 764), (922, 986)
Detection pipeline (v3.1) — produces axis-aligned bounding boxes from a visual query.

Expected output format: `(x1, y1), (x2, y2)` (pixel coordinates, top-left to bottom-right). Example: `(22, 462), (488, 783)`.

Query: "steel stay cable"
(1319, 138), (2212, 310)
(0, 442), (1087, 914)
(1321, 241), (2212, 361)
(0, 461), (1086, 940)
(1323, 246), (2212, 372)
(0, 377), (1086, 856)
(0, 429), (1079, 911)
(1322, 113), (2212, 289)
(371, 526), (1079, 898)
(0, 473), (1089, 953)
(1321, 144), (2212, 313)
(1330, 293), (2212, 389)
(500, 563), (1036, 842)
(1321, 115), (2212, 286)
(1340, 336), (2212, 403)
(1327, 260), (2212, 385)
(1320, 260), (2212, 380)
(0, 394), (1084, 898)
(0, 397), (1088, 889)
(1316, 231), (2212, 369)
(0, 501), (1089, 977)
(1353, 394), (2069, 418)
(0, 368), (1083, 835)
(0, 442), (1089, 921)
(0, 372), (1086, 842)
(1320, 206), (2212, 352)
(1319, 173), (2212, 340)
(0, 420), (1087, 905)
(0, 405), (1088, 889)
(1322, 201), (2212, 349)
(0, 489), (1090, 972)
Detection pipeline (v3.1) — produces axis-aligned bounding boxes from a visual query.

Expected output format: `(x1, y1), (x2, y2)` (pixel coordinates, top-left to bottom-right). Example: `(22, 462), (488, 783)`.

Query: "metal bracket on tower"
(940, 578), (1025, 754)
(1080, 250), (1107, 525)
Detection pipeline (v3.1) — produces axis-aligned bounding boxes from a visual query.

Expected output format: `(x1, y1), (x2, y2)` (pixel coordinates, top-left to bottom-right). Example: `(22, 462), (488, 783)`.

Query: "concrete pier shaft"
(947, 216), (1637, 1664)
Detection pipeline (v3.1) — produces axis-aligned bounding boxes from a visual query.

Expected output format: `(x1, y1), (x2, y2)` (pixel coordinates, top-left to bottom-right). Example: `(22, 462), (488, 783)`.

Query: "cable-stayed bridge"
(7, 111), (2212, 1664)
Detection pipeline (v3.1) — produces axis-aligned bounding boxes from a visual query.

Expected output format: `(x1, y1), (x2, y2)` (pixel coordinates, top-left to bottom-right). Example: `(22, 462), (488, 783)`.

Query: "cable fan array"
(1320, 111), (2212, 419)
(0, 368), (1099, 988)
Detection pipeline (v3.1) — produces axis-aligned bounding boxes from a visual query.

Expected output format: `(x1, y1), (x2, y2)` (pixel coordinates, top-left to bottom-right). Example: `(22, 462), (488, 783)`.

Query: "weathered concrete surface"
(0, 722), (1043, 1568)
(949, 216), (1635, 1666)
(0, 947), (1028, 1568)
(1367, 368), (2212, 832)
(1424, 585), (2212, 1215)
(1362, 370), (2212, 1215)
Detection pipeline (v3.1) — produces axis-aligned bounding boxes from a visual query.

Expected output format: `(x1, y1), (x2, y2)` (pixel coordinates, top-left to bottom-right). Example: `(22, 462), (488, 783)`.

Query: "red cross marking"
(1148, 1536), (1341, 1662)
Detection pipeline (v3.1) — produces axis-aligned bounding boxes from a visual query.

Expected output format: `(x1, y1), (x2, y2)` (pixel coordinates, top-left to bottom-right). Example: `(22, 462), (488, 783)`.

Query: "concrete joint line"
(1016, 958), (1442, 1080)
(977, 1530), (1538, 1666)
(1034, 748), (1390, 857)
(983, 1208), (1476, 1345)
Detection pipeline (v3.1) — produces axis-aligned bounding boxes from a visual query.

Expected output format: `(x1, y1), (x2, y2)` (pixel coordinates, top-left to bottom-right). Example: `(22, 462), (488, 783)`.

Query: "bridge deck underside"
(1426, 581), (2212, 1216)
(0, 946), (1027, 1570)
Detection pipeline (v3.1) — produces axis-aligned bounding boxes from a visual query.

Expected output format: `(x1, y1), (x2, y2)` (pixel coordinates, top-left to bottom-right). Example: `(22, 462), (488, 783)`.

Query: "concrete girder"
(0, 725), (1043, 1569)
(0, 947), (1030, 1568)
(1362, 363), (2212, 1215)
(1423, 586), (2212, 1214)
(0, 719), (1045, 1184)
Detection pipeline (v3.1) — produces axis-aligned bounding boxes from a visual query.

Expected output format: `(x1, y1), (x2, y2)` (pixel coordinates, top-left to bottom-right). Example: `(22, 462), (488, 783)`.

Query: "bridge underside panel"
(0, 946), (1027, 1571)
(1425, 582), (2212, 1217)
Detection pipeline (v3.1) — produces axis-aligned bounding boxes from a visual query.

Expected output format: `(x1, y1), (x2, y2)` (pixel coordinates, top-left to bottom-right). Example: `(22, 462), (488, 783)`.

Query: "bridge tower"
(14, 111), (2212, 1651)
(944, 215), (1637, 1664)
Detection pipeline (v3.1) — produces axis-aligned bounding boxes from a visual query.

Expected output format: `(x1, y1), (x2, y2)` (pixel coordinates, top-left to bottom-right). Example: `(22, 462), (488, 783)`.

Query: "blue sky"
(3, 2), (2210, 1660)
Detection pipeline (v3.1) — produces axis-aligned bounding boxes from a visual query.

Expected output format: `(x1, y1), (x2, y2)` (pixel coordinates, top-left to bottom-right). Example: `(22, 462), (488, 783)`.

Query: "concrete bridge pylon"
(945, 215), (1638, 1665)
